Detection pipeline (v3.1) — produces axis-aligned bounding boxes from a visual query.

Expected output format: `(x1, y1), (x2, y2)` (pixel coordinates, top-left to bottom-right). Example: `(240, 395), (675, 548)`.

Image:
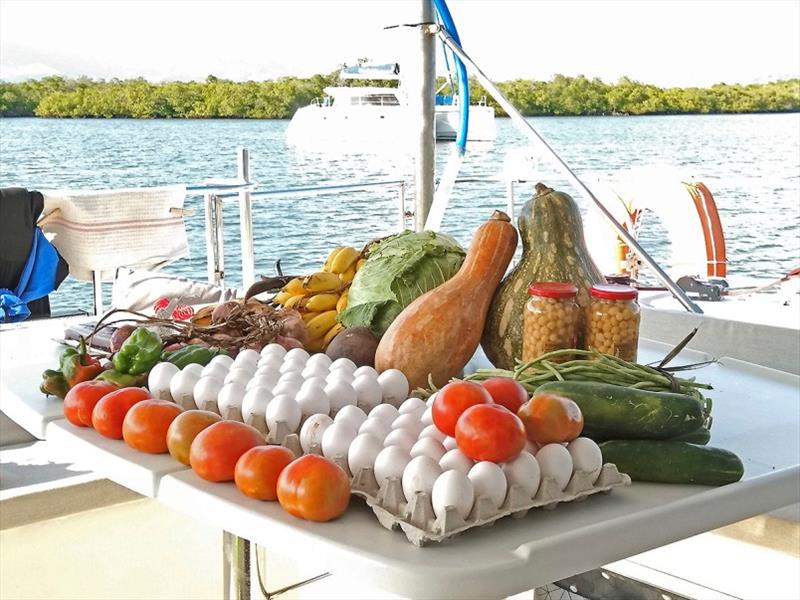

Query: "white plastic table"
(2, 321), (799, 599)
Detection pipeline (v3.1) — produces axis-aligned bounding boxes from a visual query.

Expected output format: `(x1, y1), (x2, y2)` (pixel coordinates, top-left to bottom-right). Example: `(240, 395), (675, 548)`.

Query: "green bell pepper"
(40, 369), (69, 399)
(112, 327), (163, 375)
(161, 345), (228, 369)
(95, 370), (146, 387)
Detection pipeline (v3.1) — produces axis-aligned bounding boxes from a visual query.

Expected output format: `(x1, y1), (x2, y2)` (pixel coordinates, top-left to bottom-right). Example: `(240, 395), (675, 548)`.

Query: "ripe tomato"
(63, 380), (119, 427)
(91, 387), (151, 438)
(122, 399), (183, 453)
(481, 377), (529, 414)
(517, 392), (584, 445)
(277, 454), (350, 522)
(455, 403), (526, 463)
(189, 421), (264, 482)
(235, 445), (296, 501)
(432, 381), (493, 437)
(166, 410), (222, 465)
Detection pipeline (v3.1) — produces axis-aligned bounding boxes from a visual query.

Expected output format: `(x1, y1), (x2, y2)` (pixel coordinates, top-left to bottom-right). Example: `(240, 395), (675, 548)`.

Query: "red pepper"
(61, 337), (104, 388)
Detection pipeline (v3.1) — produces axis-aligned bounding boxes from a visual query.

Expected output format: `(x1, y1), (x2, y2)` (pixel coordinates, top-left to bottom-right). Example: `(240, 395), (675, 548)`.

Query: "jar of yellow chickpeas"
(522, 282), (581, 363)
(586, 284), (641, 361)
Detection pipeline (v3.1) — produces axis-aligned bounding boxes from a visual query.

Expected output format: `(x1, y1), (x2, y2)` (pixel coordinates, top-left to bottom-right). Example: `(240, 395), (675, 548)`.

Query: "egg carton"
(274, 429), (631, 547)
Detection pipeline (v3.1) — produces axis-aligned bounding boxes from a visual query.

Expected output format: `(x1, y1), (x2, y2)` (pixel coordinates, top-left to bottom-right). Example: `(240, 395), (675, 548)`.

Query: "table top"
(2, 320), (799, 599)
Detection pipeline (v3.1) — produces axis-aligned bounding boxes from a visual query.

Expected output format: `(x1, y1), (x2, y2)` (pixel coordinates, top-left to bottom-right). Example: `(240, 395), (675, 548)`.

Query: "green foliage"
(1, 74), (797, 118)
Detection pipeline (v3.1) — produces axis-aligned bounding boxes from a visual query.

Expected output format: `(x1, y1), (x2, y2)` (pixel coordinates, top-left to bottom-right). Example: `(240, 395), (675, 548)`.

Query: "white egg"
(217, 382), (247, 419)
(265, 394), (302, 433)
(432, 470), (475, 519)
(260, 343), (286, 359)
(182, 363), (205, 378)
(377, 370), (410, 407)
(169, 369), (200, 410)
(256, 356), (282, 371)
(383, 428), (417, 452)
(418, 424), (446, 443)
(284, 347), (310, 364)
(321, 422), (358, 459)
(439, 448), (474, 475)
(209, 354), (234, 369)
(426, 392), (438, 408)
(348, 433), (384, 474)
(295, 386), (330, 418)
(329, 357), (357, 373)
(192, 376), (224, 412)
(374, 446), (411, 487)
(229, 358), (257, 375)
(410, 437), (446, 461)
(369, 403), (400, 424)
(442, 436), (458, 451)
(234, 348), (261, 368)
(305, 353), (332, 371)
(148, 362), (180, 401)
(358, 417), (392, 442)
(353, 365), (379, 380)
(224, 367), (254, 386)
(271, 381), (300, 400)
(241, 386), (272, 421)
(402, 455), (442, 502)
(398, 396), (426, 415)
(279, 358), (305, 374)
(277, 371), (305, 387)
(391, 413), (424, 437)
(300, 376), (327, 392)
(299, 413), (334, 454)
(468, 462), (508, 509)
(536, 443), (574, 491)
(334, 405), (368, 430)
(324, 380), (358, 415)
(247, 373), (277, 392)
(302, 364), (329, 380)
(501, 451), (541, 499)
(201, 361), (229, 380)
(567, 437), (603, 481)
(353, 376), (383, 412)
(326, 368), (355, 385)
(420, 407), (434, 426)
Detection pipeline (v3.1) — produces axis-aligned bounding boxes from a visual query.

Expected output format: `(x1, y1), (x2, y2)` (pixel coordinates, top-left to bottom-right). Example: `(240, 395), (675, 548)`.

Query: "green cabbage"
(339, 230), (466, 337)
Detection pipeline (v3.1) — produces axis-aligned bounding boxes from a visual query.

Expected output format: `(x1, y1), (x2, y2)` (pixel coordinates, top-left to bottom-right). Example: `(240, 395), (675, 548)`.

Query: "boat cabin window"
(350, 94), (400, 106)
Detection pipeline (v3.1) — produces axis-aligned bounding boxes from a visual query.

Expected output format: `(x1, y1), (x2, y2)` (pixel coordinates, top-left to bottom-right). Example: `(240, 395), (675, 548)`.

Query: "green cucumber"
(599, 440), (744, 486)
(671, 427), (711, 445)
(535, 381), (706, 441)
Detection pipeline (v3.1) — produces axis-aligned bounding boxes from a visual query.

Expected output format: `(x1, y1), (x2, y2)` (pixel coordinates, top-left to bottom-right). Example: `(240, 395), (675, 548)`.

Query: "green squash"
(481, 183), (606, 369)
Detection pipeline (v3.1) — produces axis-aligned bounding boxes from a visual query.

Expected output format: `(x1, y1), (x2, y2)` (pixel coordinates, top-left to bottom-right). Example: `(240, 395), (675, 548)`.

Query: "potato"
(326, 327), (378, 367)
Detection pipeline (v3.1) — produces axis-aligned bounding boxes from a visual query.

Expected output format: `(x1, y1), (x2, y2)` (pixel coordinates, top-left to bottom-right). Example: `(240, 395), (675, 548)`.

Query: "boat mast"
(413, 0), (436, 231)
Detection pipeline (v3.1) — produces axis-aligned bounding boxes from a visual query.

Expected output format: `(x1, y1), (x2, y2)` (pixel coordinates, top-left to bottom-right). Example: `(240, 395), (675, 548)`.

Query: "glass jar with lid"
(522, 282), (581, 363)
(585, 284), (641, 361)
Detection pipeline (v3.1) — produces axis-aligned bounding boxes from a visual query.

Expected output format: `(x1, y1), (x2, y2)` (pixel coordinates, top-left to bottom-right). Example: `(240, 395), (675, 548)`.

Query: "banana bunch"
(273, 246), (365, 351)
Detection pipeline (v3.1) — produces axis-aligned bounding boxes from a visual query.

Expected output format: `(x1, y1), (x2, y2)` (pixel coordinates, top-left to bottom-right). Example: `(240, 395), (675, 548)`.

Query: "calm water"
(1, 114), (798, 315)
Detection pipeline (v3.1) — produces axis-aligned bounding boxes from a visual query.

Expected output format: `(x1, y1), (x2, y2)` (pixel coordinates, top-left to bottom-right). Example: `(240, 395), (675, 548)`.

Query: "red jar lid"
(590, 284), (638, 300)
(528, 282), (579, 299)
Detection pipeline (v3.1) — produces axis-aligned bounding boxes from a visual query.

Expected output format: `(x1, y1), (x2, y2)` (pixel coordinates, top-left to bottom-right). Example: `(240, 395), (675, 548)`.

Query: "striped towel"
(41, 186), (189, 282)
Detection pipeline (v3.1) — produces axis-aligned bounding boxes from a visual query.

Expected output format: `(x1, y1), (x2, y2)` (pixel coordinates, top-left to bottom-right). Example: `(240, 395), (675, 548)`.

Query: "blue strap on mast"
(433, 0), (469, 154)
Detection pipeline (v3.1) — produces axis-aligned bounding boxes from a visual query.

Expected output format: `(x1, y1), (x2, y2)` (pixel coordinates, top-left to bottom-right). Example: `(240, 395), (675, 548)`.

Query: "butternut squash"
(375, 211), (518, 389)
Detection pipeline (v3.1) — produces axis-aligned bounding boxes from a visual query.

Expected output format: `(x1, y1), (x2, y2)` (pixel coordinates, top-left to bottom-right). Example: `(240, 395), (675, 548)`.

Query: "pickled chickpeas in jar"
(585, 284), (641, 361)
(522, 282), (581, 362)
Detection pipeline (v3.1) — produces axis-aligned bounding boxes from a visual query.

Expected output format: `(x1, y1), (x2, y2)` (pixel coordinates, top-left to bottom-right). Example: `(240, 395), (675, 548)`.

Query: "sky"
(1, 0), (798, 87)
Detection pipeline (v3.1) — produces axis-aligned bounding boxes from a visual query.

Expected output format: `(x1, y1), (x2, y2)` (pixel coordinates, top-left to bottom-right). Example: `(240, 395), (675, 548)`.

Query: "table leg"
(223, 531), (251, 600)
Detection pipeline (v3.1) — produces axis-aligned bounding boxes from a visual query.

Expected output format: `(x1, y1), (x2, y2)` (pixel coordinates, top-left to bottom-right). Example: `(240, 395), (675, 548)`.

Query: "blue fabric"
(0, 228), (61, 323)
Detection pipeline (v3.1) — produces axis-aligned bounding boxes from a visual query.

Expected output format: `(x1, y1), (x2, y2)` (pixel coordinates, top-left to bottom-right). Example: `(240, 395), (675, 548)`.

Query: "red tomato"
(189, 421), (265, 482)
(91, 387), (151, 438)
(166, 410), (222, 465)
(235, 445), (296, 500)
(455, 403), (526, 463)
(122, 399), (183, 453)
(517, 392), (584, 445)
(277, 454), (350, 522)
(63, 380), (119, 427)
(432, 381), (493, 437)
(480, 377), (529, 414)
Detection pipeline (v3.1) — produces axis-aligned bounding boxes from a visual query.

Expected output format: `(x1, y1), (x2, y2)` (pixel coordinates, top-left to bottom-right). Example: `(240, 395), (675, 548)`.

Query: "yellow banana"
(305, 336), (326, 352)
(322, 246), (344, 272)
(303, 272), (342, 293)
(338, 264), (356, 285)
(282, 277), (306, 295)
(323, 322), (345, 346)
(305, 293), (340, 312)
(336, 288), (349, 313)
(273, 290), (294, 305)
(355, 258), (367, 271)
(284, 294), (306, 309)
(330, 247), (359, 274)
(301, 311), (320, 324)
(306, 310), (338, 339)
